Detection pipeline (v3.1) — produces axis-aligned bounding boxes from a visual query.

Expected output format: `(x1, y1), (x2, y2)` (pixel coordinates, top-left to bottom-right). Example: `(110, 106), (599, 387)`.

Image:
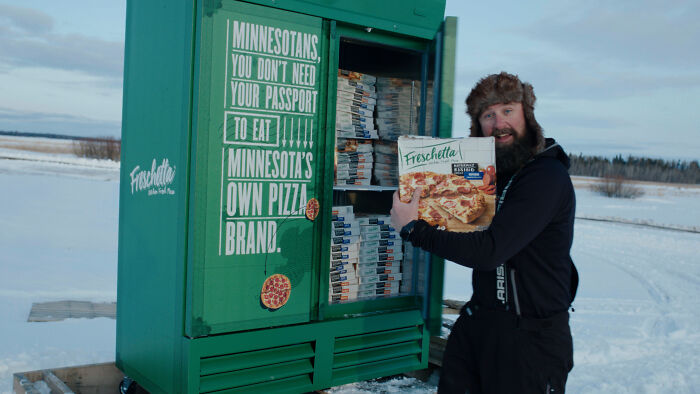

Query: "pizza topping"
(435, 194), (486, 224)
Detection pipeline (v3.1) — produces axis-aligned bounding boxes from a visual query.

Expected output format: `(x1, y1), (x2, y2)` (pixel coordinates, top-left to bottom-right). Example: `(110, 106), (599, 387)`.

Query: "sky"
(0, 0), (698, 160)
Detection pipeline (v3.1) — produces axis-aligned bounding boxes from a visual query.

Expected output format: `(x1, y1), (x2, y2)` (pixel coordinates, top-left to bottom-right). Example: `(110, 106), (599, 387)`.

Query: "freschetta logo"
(130, 158), (176, 196)
(400, 141), (463, 171)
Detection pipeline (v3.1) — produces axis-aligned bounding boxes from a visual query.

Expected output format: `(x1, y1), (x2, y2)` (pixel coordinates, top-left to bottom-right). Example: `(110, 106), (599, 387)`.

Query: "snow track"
(569, 221), (700, 393)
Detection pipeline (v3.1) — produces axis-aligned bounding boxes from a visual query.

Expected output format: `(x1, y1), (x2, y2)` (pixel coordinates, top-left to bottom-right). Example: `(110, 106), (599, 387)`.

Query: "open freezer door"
(420, 16), (457, 335)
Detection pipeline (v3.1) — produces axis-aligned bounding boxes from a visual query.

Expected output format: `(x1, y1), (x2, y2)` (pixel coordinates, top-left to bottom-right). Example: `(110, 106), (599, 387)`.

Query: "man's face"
(478, 102), (527, 148)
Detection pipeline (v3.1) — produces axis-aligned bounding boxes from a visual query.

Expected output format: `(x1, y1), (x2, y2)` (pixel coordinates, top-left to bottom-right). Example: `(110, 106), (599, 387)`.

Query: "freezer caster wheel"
(120, 376), (148, 394)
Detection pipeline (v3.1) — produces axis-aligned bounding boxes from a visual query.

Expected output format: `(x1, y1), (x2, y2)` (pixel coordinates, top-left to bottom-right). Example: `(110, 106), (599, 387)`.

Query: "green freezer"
(117, 0), (457, 392)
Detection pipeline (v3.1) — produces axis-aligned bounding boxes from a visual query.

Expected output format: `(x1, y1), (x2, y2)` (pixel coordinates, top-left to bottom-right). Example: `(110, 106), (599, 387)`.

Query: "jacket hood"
(535, 138), (570, 170)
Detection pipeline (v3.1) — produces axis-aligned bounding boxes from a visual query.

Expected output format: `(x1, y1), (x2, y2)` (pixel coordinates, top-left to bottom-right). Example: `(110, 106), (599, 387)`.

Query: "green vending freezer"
(116, 0), (457, 392)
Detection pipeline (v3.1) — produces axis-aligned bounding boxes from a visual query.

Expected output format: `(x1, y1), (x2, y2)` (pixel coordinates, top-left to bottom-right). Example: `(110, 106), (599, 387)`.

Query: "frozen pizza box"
(330, 285), (358, 296)
(329, 271), (357, 284)
(331, 235), (360, 245)
(337, 129), (378, 139)
(359, 224), (396, 233)
(337, 96), (375, 110)
(332, 206), (354, 218)
(336, 162), (373, 171)
(329, 266), (357, 279)
(360, 239), (402, 249)
(358, 246), (400, 257)
(358, 252), (403, 263)
(356, 260), (401, 270)
(336, 170), (372, 180)
(332, 242), (359, 252)
(338, 69), (377, 85)
(336, 90), (377, 105)
(356, 215), (391, 225)
(398, 136), (496, 232)
(330, 255), (358, 265)
(336, 178), (372, 186)
(360, 245), (402, 255)
(357, 273), (403, 284)
(357, 280), (400, 292)
(330, 227), (360, 237)
(337, 78), (376, 94)
(330, 259), (357, 271)
(329, 292), (358, 303)
(357, 287), (399, 298)
(330, 262), (356, 274)
(337, 138), (374, 153)
(360, 231), (398, 241)
(356, 265), (401, 277)
(331, 220), (360, 231)
(330, 249), (359, 261)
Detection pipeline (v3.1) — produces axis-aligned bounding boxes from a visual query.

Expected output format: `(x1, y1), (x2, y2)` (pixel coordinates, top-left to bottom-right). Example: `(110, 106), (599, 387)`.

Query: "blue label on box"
(465, 171), (484, 180)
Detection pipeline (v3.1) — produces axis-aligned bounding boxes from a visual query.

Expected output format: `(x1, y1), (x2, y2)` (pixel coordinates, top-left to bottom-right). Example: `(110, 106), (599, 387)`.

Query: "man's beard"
(495, 129), (533, 176)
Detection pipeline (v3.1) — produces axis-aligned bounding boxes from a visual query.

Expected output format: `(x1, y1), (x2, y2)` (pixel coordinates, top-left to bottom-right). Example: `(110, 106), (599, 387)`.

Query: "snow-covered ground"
(1, 145), (699, 393)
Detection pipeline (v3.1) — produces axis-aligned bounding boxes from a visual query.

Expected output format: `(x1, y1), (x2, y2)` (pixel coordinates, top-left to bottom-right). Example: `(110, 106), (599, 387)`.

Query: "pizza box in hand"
(398, 136), (497, 232)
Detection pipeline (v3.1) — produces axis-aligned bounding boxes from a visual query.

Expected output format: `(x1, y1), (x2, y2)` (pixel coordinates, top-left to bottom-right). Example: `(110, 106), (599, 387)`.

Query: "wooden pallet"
(27, 301), (116, 322)
(13, 362), (124, 394)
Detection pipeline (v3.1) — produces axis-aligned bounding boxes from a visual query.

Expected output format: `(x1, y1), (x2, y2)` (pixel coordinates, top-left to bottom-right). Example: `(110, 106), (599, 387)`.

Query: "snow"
(1, 145), (699, 393)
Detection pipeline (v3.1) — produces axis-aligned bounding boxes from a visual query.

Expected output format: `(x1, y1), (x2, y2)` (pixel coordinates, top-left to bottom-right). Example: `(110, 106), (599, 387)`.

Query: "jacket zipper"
(510, 268), (521, 317)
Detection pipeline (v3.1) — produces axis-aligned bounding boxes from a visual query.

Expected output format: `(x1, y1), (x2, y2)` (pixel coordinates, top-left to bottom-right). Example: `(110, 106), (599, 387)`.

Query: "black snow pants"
(438, 303), (574, 394)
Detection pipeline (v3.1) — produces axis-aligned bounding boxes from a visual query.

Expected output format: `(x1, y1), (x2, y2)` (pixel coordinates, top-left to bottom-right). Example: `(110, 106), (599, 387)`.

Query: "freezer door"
(421, 16), (457, 334)
(187, 1), (326, 336)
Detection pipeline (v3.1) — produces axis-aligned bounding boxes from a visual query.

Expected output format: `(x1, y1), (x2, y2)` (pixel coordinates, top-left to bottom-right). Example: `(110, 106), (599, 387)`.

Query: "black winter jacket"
(407, 138), (577, 318)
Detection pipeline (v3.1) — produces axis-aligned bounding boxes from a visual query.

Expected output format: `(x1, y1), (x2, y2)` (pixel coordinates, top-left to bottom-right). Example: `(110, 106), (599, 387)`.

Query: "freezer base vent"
(199, 342), (315, 393)
(331, 325), (424, 386)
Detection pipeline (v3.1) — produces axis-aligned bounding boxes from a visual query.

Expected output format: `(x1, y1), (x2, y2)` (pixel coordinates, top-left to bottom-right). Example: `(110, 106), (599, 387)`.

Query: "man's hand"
(390, 187), (421, 230)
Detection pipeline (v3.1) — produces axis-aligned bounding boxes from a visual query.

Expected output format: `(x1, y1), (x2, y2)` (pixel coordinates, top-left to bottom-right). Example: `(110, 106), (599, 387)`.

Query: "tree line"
(569, 154), (700, 184)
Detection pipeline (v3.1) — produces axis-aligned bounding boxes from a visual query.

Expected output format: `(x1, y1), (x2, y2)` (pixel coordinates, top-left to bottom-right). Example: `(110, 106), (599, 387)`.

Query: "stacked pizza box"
(329, 205), (361, 304)
(335, 138), (374, 186)
(372, 140), (400, 187)
(336, 70), (378, 140)
(375, 77), (420, 141)
(355, 215), (404, 300)
(425, 81), (434, 133)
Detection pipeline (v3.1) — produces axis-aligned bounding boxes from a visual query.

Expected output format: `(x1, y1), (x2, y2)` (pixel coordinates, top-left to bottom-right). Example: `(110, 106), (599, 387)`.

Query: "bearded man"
(391, 72), (578, 393)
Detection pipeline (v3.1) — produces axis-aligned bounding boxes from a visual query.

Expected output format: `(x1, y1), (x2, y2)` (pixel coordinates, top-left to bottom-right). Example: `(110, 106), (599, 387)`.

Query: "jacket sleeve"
(408, 159), (570, 271)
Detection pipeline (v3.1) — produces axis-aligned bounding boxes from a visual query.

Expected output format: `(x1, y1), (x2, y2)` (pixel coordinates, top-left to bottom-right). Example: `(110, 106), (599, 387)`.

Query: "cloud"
(538, 107), (635, 130)
(521, 0), (700, 70)
(0, 5), (123, 80)
(453, 54), (700, 104)
(0, 5), (53, 34)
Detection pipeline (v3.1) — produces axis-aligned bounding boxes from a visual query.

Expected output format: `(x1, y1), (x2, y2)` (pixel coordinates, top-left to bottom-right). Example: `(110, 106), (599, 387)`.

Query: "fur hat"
(466, 72), (545, 153)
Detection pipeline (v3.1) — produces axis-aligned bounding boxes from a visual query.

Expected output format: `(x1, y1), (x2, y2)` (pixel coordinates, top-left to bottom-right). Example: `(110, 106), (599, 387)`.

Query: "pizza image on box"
(260, 274), (291, 310)
(398, 137), (496, 232)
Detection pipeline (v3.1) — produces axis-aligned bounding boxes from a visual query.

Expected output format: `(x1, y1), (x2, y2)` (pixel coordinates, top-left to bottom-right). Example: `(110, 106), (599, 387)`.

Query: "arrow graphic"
(289, 119), (294, 146)
(282, 118), (287, 147)
(303, 119), (308, 148)
(297, 118), (301, 148)
(309, 122), (313, 148)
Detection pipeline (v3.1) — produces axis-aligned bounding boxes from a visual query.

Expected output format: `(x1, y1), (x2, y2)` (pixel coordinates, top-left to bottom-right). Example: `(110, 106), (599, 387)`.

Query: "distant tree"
(569, 154), (700, 184)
